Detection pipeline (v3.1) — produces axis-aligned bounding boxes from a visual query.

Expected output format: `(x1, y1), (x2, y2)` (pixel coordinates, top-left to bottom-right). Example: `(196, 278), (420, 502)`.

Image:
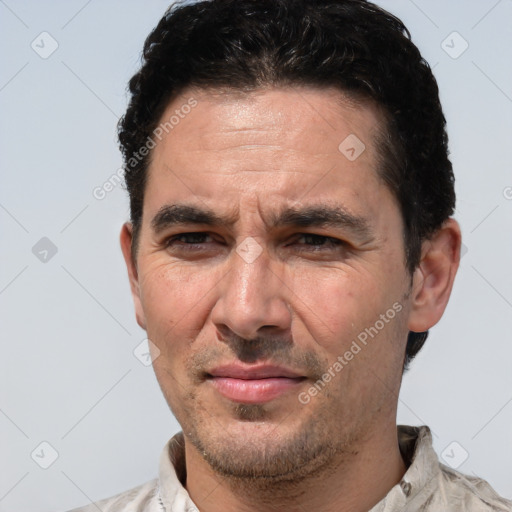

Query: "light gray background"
(1, 1), (511, 510)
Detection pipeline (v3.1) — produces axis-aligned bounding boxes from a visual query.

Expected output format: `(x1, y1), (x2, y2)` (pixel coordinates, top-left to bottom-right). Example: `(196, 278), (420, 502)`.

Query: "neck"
(184, 418), (407, 512)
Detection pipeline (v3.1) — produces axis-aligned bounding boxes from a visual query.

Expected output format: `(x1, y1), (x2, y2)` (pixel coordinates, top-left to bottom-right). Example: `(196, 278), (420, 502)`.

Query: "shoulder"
(435, 463), (512, 511)
(396, 425), (511, 511)
(65, 478), (161, 512)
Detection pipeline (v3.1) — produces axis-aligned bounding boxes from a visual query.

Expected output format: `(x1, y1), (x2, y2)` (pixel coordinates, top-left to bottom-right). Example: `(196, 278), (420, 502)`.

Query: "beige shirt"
(68, 425), (512, 512)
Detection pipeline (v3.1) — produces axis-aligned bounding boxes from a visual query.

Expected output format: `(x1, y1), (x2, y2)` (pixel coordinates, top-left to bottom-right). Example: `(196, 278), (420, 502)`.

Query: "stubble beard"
(180, 391), (363, 496)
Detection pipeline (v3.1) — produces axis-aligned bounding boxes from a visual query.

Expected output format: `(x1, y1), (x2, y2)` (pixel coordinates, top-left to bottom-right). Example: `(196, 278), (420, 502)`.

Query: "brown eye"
(293, 234), (345, 250)
(165, 232), (215, 249)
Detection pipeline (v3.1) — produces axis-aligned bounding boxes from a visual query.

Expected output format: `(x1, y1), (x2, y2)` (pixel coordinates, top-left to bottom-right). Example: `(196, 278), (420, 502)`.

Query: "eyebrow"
(269, 205), (373, 239)
(151, 203), (374, 239)
(151, 204), (238, 233)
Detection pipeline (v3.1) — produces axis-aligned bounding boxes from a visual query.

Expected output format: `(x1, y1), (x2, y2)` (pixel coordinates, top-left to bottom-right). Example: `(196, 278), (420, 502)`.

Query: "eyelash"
(164, 232), (345, 252)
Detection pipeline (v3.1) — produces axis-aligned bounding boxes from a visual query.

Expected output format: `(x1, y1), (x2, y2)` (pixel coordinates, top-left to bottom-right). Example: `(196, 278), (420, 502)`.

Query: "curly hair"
(118, 0), (456, 371)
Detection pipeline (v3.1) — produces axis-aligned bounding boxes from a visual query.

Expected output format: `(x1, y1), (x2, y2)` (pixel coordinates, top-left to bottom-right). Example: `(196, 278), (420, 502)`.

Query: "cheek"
(295, 268), (407, 399)
(139, 261), (219, 352)
(293, 267), (386, 349)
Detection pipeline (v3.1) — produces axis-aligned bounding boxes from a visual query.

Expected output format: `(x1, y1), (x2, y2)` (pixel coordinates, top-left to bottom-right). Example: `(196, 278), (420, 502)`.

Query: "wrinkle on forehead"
(158, 86), (383, 159)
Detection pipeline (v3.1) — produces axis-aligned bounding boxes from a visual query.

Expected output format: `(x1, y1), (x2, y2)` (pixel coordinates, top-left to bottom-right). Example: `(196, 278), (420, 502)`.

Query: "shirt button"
(400, 480), (412, 497)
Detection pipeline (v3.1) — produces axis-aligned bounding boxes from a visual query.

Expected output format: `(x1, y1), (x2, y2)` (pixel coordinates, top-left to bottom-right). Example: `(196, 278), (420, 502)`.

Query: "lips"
(208, 364), (303, 380)
(206, 364), (306, 404)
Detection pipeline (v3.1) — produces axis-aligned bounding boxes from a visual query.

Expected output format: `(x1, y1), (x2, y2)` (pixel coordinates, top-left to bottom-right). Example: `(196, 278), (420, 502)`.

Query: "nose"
(210, 238), (292, 341)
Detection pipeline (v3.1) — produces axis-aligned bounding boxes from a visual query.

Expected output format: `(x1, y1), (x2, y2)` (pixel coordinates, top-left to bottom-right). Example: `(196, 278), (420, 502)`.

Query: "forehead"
(156, 86), (382, 156)
(144, 86), (394, 225)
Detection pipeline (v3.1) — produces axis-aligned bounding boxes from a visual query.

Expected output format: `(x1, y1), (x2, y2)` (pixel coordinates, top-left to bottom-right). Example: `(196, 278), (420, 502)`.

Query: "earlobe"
(120, 222), (147, 330)
(407, 218), (461, 333)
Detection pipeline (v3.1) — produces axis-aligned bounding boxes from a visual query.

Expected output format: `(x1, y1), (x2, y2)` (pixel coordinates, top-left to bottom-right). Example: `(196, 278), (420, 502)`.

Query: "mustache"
(188, 328), (326, 381)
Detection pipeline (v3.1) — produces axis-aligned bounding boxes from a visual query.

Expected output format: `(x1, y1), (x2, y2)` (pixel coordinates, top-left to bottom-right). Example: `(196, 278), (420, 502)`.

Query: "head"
(119, 0), (460, 484)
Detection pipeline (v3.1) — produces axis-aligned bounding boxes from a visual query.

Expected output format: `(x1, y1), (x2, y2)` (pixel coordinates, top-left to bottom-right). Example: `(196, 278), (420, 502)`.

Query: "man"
(69, 0), (512, 510)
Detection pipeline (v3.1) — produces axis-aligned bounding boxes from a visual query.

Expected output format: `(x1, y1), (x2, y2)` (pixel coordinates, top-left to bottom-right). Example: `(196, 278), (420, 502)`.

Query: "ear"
(120, 222), (147, 330)
(408, 218), (461, 333)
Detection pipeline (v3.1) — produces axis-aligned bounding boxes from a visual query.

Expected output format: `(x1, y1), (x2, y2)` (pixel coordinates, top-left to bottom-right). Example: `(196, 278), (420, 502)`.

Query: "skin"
(120, 86), (461, 512)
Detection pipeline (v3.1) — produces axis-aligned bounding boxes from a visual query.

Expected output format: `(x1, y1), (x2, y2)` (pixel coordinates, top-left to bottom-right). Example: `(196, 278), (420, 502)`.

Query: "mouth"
(206, 364), (307, 404)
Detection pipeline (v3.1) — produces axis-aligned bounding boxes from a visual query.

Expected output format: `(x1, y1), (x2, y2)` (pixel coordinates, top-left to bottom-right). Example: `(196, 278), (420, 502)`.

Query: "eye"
(165, 232), (216, 249)
(291, 234), (346, 251)
(163, 232), (347, 258)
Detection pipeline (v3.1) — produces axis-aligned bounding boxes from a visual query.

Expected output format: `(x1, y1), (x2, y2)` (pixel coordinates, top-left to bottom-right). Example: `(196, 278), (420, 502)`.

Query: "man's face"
(124, 87), (414, 480)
